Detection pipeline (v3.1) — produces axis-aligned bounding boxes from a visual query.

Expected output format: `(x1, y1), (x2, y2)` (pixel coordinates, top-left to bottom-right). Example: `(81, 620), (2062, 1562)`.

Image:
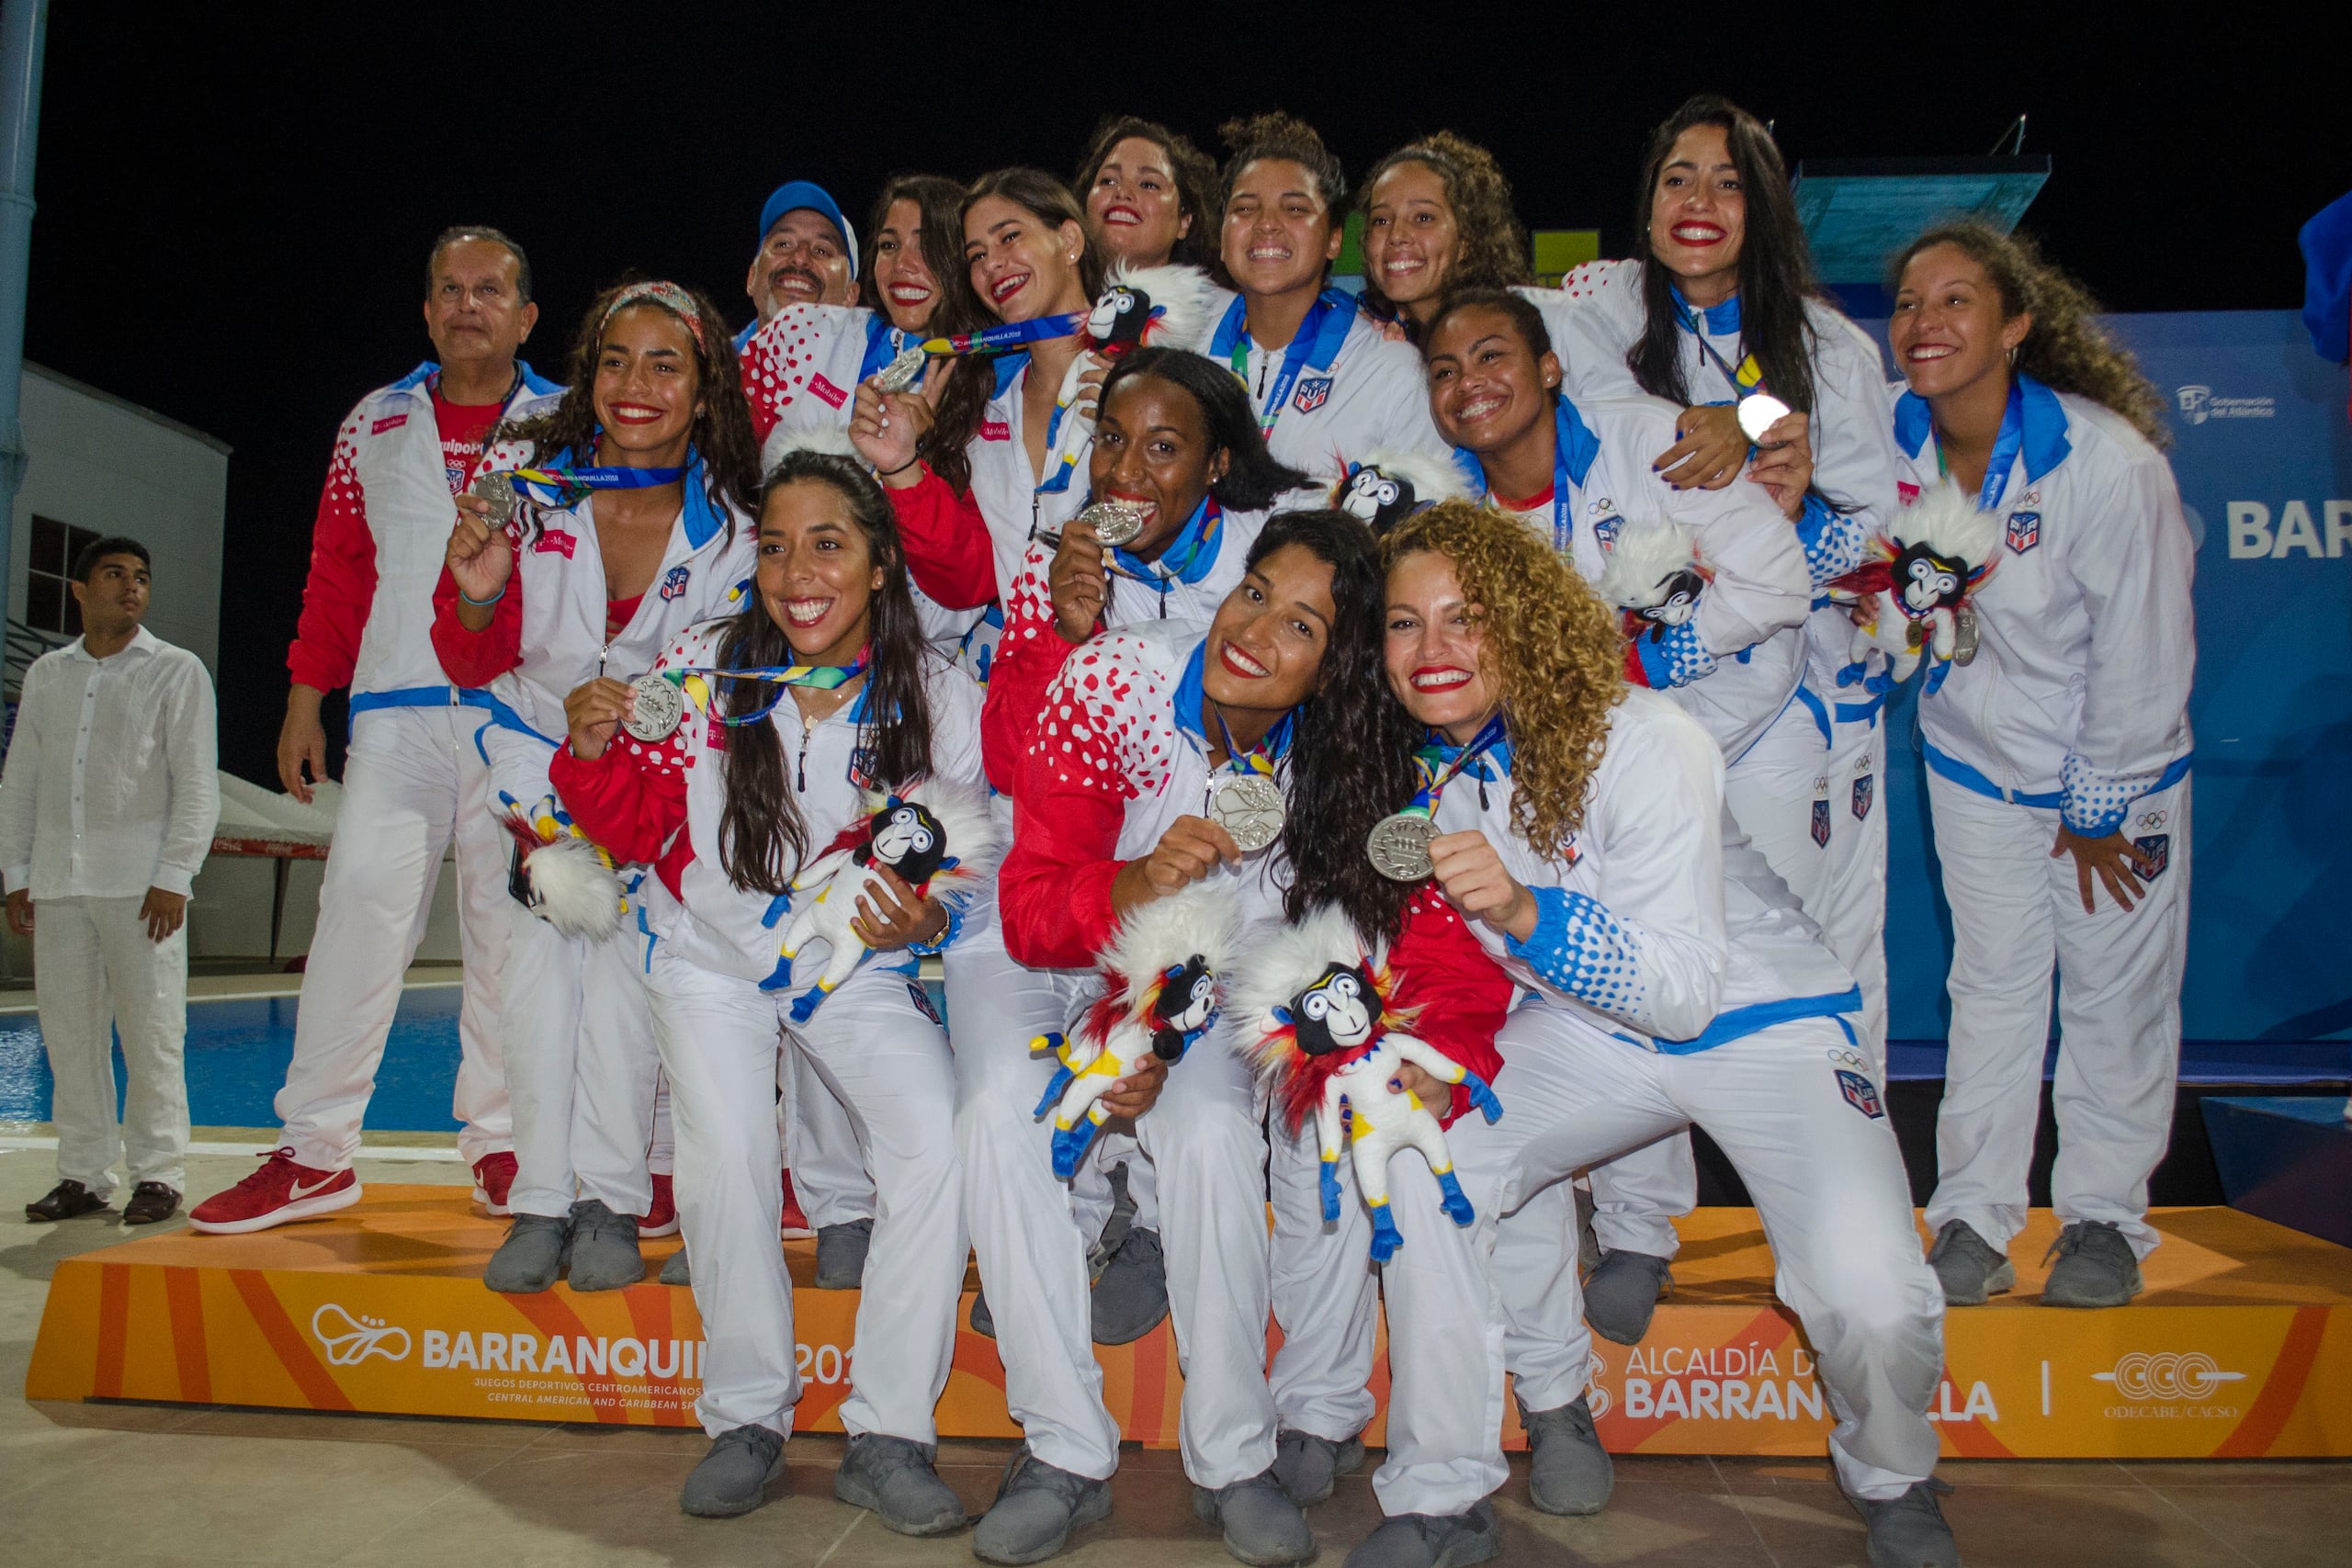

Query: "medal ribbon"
(1670, 287), (1767, 400)
(658, 650), (868, 728)
(1106, 499), (1225, 611)
(1210, 704), (1283, 782)
(1210, 288), (1358, 436)
(510, 464), (687, 509)
(1932, 379), (2027, 513)
(916, 312), (1085, 358)
(1399, 714), (1510, 821)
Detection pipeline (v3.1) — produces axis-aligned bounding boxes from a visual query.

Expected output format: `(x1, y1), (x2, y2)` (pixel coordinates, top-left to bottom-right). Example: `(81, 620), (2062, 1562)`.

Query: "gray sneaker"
(1927, 1220), (2015, 1305)
(681, 1423), (786, 1517)
(659, 1246), (691, 1287)
(833, 1432), (967, 1536)
(1091, 1226), (1170, 1345)
(482, 1213), (571, 1294)
(815, 1218), (874, 1290)
(1193, 1469), (1315, 1566)
(1343, 1502), (1500, 1567)
(1520, 1394), (1612, 1516)
(2041, 1221), (2143, 1308)
(972, 1446), (1112, 1564)
(1579, 1248), (1672, 1345)
(566, 1199), (645, 1292)
(968, 1288), (996, 1338)
(1272, 1427), (1365, 1506)
(1848, 1479), (1961, 1568)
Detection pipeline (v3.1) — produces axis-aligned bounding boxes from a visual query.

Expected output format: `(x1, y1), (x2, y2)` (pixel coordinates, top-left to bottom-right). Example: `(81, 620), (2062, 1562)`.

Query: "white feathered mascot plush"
(1045, 260), (1225, 464)
(1329, 449), (1477, 536)
(500, 790), (626, 941)
(1599, 511), (1711, 639)
(1032, 885), (1238, 1180)
(776, 778), (995, 1023)
(1236, 905), (1502, 1262)
(1836, 479), (2003, 684)
(760, 416), (861, 484)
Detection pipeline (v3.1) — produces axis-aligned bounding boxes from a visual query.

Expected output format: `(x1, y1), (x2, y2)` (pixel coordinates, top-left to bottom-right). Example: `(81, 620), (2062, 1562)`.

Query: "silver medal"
(623, 672), (684, 742)
(1208, 773), (1285, 853)
(1736, 393), (1792, 444)
(1367, 813), (1439, 882)
(1951, 604), (1981, 667)
(1077, 501), (1149, 547)
(870, 342), (927, 394)
(469, 470), (516, 524)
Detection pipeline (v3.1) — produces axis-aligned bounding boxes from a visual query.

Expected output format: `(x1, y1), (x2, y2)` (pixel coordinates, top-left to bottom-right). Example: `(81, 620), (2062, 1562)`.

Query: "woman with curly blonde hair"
(1329, 498), (1955, 1568)
(1358, 132), (1532, 341)
(1884, 221), (2194, 1319)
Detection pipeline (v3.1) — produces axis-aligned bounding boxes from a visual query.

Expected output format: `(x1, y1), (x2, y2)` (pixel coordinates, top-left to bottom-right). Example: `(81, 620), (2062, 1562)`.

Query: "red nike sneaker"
(781, 1168), (814, 1241)
(472, 1151), (518, 1216)
(188, 1149), (361, 1235)
(641, 1171), (679, 1237)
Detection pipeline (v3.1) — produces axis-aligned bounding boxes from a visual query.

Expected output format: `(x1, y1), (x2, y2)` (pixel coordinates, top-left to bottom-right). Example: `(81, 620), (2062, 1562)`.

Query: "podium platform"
(27, 1189), (2352, 1459)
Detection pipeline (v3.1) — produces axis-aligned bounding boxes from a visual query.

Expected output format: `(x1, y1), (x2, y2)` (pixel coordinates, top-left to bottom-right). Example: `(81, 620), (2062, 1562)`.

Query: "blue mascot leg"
(1367, 1202), (1404, 1263)
(1436, 1168), (1476, 1227)
(1050, 1117), (1101, 1182)
(787, 987), (823, 1025)
(1034, 1063), (1076, 1120)
(758, 954), (795, 993)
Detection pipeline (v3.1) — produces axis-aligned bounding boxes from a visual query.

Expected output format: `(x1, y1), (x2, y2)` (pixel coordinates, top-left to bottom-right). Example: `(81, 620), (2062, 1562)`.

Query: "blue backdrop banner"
(1868, 310), (2351, 1049)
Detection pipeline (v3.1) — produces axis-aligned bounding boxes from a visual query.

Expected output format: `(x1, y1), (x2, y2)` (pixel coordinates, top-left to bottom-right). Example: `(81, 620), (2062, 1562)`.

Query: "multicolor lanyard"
(1472, 401), (1579, 555)
(1932, 379), (2027, 513)
(1210, 704), (1283, 781)
(1104, 499), (1224, 615)
(658, 651), (868, 727)
(511, 465), (687, 509)
(1399, 714), (1510, 824)
(916, 313), (1085, 358)
(1210, 288), (1358, 436)
(1673, 291), (1767, 400)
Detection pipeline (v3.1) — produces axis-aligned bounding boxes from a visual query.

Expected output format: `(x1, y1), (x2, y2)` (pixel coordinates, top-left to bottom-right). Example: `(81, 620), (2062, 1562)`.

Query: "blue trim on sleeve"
(1505, 886), (1647, 1019)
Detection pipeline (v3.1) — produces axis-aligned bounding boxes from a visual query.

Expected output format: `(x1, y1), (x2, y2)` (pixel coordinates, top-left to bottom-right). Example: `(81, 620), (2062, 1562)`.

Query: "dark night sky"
(22, 4), (2344, 784)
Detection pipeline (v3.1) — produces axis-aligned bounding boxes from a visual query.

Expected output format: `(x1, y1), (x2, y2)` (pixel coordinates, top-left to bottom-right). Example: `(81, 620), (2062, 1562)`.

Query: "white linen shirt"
(0, 627), (220, 899)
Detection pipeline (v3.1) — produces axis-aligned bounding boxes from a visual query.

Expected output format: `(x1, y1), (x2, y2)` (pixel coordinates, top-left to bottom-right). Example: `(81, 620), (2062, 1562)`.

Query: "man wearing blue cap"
(743, 179), (861, 340)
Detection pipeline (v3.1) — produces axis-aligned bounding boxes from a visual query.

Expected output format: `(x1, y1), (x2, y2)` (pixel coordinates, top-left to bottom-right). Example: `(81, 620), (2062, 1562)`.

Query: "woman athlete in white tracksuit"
(551, 448), (981, 1532)
(1883, 223), (2195, 1312)
(434, 281), (757, 1294)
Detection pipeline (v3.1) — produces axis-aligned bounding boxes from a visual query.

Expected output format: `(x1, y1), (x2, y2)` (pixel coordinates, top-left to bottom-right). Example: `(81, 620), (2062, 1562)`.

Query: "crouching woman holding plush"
(551, 449), (987, 1531)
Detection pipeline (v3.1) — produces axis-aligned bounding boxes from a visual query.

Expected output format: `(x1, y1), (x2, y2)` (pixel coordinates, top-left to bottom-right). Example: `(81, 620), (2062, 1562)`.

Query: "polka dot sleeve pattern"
(287, 413), (376, 694)
(1505, 885), (1650, 1022)
(2060, 752), (2166, 838)
(1794, 492), (1870, 591)
(1627, 619), (1718, 690)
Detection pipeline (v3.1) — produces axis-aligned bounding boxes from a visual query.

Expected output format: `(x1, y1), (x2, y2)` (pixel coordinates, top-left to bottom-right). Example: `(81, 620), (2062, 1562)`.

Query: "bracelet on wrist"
(876, 457), (922, 479)
(458, 584), (506, 608)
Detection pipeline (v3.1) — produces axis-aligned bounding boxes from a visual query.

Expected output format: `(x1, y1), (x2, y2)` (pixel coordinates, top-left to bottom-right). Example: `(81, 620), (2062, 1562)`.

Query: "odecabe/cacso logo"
(2175, 385), (2275, 425)
(2091, 1351), (2246, 1404)
(310, 1303), (413, 1367)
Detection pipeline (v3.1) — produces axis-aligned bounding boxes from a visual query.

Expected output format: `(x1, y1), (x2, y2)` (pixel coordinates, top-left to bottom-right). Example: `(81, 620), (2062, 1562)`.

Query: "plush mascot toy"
(499, 790), (626, 941)
(1834, 479), (2002, 688)
(1598, 512), (1711, 640)
(1329, 449), (1476, 536)
(1043, 260), (1224, 478)
(775, 778), (994, 1021)
(1033, 885), (1238, 1180)
(1237, 905), (1502, 1262)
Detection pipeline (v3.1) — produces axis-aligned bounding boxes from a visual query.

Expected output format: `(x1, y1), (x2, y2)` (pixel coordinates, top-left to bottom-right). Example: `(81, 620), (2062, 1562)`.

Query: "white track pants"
(1923, 772), (2191, 1260)
(948, 887), (1277, 1488)
(37, 894), (189, 1198)
(783, 1042), (875, 1227)
(274, 704), (511, 1168)
(650, 944), (964, 1442)
(1430, 1003), (1944, 1506)
(502, 906), (659, 1220)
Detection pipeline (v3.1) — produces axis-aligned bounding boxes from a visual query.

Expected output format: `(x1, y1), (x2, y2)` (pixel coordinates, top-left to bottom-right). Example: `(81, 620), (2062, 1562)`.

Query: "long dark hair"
(1358, 132), (1531, 334)
(923, 168), (1105, 497)
(718, 449), (939, 896)
(1099, 347), (1310, 511)
(1627, 96), (1821, 416)
(501, 279), (761, 522)
(1256, 510), (1422, 941)
(1072, 115), (1220, 269)
(861, 173), (966, 320)
(1889, 220), (2170, 448)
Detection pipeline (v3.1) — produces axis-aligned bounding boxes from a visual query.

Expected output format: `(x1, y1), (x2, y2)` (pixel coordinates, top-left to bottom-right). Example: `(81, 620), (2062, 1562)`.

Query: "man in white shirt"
(3, 536), (220, 1224)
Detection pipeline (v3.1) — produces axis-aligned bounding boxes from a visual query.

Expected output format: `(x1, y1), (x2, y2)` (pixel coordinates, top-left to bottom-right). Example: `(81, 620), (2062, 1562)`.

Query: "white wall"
(8, 363), (230, 671)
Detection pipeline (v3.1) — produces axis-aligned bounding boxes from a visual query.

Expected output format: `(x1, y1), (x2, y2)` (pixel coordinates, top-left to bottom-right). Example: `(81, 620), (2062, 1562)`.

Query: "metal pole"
(0, 0), (49, 614)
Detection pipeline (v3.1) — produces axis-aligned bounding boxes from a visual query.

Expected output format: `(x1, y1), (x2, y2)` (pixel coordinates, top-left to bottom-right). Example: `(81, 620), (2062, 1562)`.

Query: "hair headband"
(602, 280), (707, 354)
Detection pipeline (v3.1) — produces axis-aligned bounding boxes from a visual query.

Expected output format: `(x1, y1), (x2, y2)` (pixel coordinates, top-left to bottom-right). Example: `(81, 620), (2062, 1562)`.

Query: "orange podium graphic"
(26, 1192), (2352, 1459)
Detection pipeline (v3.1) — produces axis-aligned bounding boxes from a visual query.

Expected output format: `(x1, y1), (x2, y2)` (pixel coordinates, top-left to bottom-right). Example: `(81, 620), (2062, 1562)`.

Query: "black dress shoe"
(123, 1182), (182, 1225)
(26, 1179), (108, 1223)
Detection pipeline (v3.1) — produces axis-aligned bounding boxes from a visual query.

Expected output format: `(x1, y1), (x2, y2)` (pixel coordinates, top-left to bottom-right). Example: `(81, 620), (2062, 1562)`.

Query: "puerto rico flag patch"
(1292, 376), (1333, 414)
(2133, 833), (2169, 879)
(659, 565), (691, 601)
(1836, 1068), (1885, 1120)
(2006, 511), (2041, 554)
(1811, 797), (1831, 847)
(1851, 773), (1875, 821)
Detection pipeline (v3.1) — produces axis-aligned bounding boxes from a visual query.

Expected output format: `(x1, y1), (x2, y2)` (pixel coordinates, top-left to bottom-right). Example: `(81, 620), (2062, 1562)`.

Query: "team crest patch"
(2133, 833), (2169, 879)
(908, 979), (943, 1026)
(1851, 773), (1875, 821)
(659, 565), (691, 601)
(1292, 376), (1333, 414)
(847, 745), (878, 791)
(2006, 511), (2041, 554)
(1836, 1068), (1885, 1120)
(1593, 513), (1623, 547)
(1811, 797), (1831, 847)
